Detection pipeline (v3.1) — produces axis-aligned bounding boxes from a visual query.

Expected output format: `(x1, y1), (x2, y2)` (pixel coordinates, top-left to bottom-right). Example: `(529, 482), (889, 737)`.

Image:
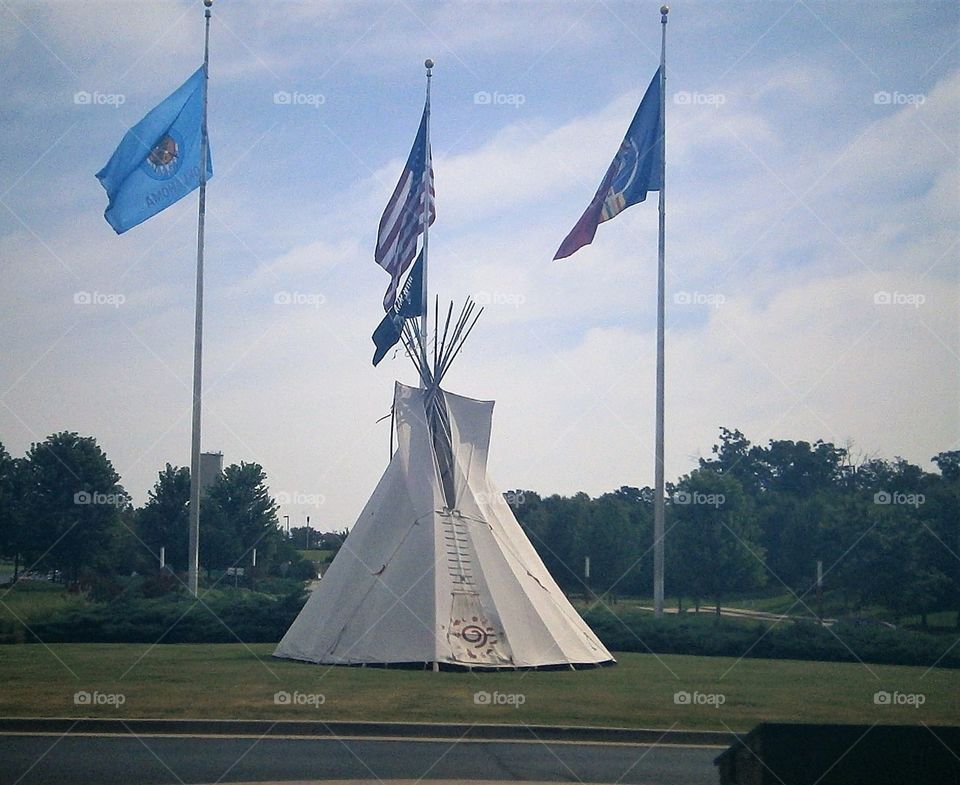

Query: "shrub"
(582, 607), (960, 668)
(22, 587), (307, 645)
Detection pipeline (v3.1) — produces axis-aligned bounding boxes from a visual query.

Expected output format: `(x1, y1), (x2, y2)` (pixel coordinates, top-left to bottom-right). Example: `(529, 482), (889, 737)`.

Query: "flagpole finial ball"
(661, 5), (669, 14)
(425, 58), (434, 70)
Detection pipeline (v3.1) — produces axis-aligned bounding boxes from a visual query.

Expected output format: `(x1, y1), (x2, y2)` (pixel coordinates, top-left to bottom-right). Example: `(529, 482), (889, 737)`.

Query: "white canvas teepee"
(274, 380), (614, 669)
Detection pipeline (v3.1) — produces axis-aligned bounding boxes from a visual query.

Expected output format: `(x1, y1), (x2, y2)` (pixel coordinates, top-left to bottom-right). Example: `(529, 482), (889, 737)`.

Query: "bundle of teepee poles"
(394, 296), (482, 508)
(401, 296), (483, 390)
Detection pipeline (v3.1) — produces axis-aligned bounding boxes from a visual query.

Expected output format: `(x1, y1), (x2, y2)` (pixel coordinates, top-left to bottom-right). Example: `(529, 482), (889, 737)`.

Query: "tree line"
(0, 432), (311, 588)
(1, 429), (957, 627)
(509, 429), (959, 625)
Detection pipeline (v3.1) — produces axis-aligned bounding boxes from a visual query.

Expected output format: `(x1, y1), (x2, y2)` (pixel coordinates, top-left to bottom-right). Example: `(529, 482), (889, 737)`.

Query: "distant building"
(199, 451), (223, 496)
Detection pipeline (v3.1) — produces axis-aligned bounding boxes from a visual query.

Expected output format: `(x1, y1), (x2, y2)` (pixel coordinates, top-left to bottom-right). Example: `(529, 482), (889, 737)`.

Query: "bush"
(583, 608), (960, 668)
(8, 587), (956, 669)
(21, 586), (307, 644)
(0, 618), (25, 644)
(256, 575), (312, 596)
(288, 559), (319, 581)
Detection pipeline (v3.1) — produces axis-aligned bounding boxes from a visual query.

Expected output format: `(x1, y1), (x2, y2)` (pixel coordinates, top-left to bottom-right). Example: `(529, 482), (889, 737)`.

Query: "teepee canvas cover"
(274, 381), (613, 669)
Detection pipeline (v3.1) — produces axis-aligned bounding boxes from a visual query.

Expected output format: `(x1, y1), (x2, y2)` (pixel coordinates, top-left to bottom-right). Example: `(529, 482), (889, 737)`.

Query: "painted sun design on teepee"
(452, 615), (499, 652)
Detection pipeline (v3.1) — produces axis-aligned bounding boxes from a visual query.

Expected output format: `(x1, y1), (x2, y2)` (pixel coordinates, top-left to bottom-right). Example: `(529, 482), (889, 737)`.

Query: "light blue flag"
(96, 66), (212, 234)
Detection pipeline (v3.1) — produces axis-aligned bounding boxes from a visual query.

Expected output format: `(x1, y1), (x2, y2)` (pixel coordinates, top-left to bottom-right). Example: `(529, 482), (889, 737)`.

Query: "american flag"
(375, 103), (436, 310)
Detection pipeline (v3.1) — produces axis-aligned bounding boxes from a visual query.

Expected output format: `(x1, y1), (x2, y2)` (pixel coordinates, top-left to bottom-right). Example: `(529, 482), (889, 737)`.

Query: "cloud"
(452, 266), (957, 502)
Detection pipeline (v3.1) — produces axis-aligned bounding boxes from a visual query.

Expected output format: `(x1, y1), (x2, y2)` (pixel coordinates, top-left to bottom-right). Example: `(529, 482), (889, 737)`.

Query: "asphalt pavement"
(0, 734), (720, 785)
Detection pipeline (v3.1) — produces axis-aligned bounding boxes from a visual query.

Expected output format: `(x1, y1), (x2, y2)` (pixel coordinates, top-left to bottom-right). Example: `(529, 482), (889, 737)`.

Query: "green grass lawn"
(1, 644), (957, 731)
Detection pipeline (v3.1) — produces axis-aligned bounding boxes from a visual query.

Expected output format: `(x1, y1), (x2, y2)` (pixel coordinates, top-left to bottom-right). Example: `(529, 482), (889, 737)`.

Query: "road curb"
(0, 717), (733, 747)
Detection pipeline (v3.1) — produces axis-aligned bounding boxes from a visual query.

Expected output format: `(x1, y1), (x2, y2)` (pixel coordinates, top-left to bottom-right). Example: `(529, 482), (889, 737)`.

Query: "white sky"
(1, 0), (957, 532)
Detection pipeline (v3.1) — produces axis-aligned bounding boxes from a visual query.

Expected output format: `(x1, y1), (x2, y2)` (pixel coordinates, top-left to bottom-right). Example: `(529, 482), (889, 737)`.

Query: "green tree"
(833, 501), (947, 623)
(289, 526), (315, 550)
(512, 490), (589, 593)
(758, 439), (847, 496)
(544, 492), (590, 592)
(762, 492), (830, 588)
(202, 462), (281, 576)
(933, 450), (960, 483)
(583, 492), (641, 597)
(137, 464), (190, 571)
(918, 453), (959, 625)
(0, 442), (19, 577)
(822, 456), (953, 623)
(590, 487), (653, 598)
(19, 432), (128, 584)
(753, 439), (848, 590)
(668, 469), (766, 614)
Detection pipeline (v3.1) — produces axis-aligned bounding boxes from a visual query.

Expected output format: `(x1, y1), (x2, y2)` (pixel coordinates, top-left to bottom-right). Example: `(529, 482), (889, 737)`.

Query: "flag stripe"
(375, 104), (435, 310)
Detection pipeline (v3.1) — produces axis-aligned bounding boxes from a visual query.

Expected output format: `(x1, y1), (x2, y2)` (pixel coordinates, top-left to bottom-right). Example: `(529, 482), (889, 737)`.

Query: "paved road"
(0, 734), (719, 785)
(635, 604), (837, 626)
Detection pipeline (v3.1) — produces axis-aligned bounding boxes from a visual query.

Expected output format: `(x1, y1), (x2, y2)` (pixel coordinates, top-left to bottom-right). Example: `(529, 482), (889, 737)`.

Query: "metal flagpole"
(187, 0), (213, 597)
(653, 4), (668, 618)
(419, 59), (433, 381)
(418, 67), (443, 673)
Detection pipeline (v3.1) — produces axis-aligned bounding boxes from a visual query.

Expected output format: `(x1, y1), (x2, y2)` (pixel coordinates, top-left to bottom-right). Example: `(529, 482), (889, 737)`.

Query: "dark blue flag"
(96, 66), (212, 234)
(555, 67), (662, 259)
(372, 250), (424, 366)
